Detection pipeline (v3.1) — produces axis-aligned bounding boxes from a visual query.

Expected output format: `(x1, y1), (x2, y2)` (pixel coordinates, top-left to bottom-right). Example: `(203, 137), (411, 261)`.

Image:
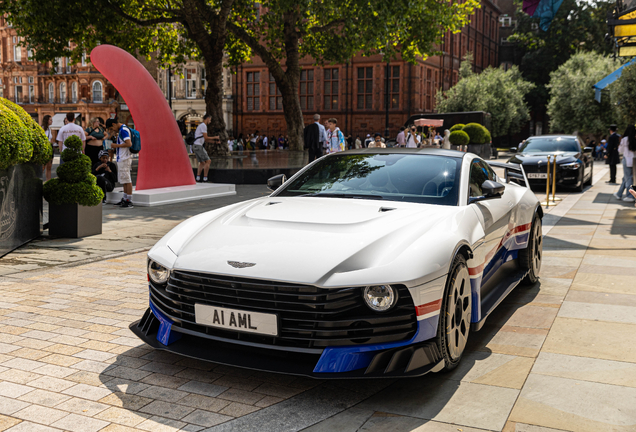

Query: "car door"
(468, 159), (515, 291)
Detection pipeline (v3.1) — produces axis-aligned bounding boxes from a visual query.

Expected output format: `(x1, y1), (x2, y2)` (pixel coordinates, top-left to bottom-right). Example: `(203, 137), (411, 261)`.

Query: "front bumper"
(130, 305), (444, 378)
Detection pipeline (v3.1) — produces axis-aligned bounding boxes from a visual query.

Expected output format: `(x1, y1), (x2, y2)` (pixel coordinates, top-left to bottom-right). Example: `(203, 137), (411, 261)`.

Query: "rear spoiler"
(486, 161), (529, 188)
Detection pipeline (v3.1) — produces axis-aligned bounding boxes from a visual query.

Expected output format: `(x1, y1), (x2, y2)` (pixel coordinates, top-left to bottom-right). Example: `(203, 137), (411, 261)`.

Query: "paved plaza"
(0, 160), (634, 431)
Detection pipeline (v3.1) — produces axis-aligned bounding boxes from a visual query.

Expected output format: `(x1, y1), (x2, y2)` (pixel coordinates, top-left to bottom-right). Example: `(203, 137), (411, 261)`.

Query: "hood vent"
(379, 207), (396, 213)
(265, 202), (281, 206)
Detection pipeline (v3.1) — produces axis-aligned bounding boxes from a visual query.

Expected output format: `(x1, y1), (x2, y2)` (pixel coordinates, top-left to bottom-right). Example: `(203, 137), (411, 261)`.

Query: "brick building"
(232, 0), (501, 138)
(0, 15), (119, 131)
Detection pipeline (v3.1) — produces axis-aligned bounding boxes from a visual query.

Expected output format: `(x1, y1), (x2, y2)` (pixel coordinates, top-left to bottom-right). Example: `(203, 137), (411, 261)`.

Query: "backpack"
(185, 130), (195, 146)
(129, 128), (141, 153)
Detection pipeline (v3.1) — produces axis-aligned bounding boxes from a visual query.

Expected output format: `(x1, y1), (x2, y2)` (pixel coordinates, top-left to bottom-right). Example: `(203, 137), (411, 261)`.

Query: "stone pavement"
(0, 161), (633, 431)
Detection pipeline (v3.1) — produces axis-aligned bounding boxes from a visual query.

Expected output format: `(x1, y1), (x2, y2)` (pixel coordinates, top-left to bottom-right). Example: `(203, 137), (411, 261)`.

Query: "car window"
(469, 160), (492, 197)
(275, 153), (463, 205)
(521, 137), (580, 153)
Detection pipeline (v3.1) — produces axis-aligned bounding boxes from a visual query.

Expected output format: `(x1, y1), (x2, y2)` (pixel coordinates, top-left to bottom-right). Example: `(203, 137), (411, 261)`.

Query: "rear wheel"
(436, 254), (471, 372)
(519, 215), (542, 285)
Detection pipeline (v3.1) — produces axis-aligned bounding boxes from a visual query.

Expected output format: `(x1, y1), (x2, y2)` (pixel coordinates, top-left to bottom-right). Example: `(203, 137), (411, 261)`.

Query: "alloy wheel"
(446, 266), (471, 361)
(532, 222), (543, 276)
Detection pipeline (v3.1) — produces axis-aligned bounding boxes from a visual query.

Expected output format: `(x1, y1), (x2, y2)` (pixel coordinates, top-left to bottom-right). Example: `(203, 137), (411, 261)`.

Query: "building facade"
(232, 0), (501, 138)
(156, 60), (234, 135)
(1, 15), (119, 131)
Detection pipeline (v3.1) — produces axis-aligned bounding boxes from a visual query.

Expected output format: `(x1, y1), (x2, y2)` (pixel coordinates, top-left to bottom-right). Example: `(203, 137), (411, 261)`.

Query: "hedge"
(0, 97), (52, 167)
(449, 124), (465, 132)
(462, 123), (488, 145)
(449, 130), (470, 146)
(43, 135), (103, 206)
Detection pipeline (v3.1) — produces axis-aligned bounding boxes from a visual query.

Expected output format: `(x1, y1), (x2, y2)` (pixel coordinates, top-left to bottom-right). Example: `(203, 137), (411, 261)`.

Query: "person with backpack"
(106, 117), (134, 208)
(326, 118), (345, 153)
(192, 114), (214, 182)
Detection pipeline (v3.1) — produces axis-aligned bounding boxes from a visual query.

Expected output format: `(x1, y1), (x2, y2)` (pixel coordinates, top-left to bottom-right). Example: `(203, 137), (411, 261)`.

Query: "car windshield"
(521, 137), (580, 153)
(275, 153), (462, 205)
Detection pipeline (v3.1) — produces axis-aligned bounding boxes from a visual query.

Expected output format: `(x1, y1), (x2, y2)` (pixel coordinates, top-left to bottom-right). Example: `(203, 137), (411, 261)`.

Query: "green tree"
(609, 63), (636, 128)
(547, 51), (618, 137)
(435, 57), (534, 137)
(508, 0), (613, 113)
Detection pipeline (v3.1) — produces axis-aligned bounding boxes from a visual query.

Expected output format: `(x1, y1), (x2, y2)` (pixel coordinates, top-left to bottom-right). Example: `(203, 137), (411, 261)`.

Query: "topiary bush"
(0, 97), (52, 166)
(449, 124), (465, 132)
(483, 127), (492, 144)
(43, 135), (103, 206)
(462, 123), (488, 144)
(449, 130), (470, 146)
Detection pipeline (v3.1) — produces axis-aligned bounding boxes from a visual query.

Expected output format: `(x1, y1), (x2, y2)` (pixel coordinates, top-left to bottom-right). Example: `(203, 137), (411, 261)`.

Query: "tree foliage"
(547, 51), (618, 137)
(435, 58), (534, 138)
(610, 63), (636, 129)
(508, 0), (613, 112)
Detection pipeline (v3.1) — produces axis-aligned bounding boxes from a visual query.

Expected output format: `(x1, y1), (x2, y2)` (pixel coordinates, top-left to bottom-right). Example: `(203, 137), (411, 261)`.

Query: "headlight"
(148, 259), (170, 284)
(560, 162), (580, 169)
(363, 285), (398, 312)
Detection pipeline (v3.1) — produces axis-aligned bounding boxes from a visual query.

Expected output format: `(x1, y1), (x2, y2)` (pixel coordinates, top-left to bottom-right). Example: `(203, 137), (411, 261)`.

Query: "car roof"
(526, 135), (578, 139)
(336, 148), (466, 158)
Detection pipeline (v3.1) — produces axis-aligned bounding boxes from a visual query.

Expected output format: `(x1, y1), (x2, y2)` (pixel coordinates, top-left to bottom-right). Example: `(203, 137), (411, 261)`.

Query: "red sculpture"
(90, 45), (196, 191)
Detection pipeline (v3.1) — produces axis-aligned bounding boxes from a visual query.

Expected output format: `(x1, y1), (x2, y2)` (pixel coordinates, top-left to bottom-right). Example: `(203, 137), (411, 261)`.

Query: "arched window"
(59, 82), (66, 104)
(92, 81), (103, 103)
(71, 82), (78, 103)
(48, 83), (54, 103)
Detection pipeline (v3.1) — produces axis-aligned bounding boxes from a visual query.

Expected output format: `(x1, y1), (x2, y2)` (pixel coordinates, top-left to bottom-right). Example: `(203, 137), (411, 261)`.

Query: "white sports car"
(132, 149), (543, 377)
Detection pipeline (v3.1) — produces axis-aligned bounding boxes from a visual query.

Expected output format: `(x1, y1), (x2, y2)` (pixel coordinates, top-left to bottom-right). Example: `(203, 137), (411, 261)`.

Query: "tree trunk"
(204, 52), (230, 157)
(278, 76), (305, 152)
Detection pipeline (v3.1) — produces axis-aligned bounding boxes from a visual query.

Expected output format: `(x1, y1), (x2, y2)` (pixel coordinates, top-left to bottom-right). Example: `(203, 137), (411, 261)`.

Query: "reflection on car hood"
(509, 152), (579, 164)
(167, 197), (466, 286)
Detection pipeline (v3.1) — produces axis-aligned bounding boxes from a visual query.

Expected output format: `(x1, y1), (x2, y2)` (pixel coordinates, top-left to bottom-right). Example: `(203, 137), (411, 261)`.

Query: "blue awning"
(593, 57), (636, 102)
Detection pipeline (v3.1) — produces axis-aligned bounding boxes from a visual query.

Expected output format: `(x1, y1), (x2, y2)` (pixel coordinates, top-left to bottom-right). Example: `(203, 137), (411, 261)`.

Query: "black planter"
(49, 203), (102, 238)
(467, 144), (492, 160)
(0, 164), (42, 258)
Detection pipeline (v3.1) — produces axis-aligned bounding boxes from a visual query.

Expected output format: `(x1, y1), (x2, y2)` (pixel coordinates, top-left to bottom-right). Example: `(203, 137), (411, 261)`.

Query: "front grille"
(149, 270), (417, 350)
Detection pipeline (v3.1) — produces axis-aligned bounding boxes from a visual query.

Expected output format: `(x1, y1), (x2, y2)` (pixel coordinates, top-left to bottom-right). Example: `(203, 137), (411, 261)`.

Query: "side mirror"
(583, 147), (593, 153)
(509, 147), (517, 153)
(470, 180), (505, 204)
(267, 174), (287, 191)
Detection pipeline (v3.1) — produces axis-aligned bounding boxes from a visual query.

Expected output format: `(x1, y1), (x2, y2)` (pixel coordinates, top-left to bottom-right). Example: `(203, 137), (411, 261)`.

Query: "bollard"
(550, 154), (562, 203)
(541, 155), (554, 207)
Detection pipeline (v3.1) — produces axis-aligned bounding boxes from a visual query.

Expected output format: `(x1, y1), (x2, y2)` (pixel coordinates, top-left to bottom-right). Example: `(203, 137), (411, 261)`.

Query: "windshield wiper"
(298, 192), (384, 200)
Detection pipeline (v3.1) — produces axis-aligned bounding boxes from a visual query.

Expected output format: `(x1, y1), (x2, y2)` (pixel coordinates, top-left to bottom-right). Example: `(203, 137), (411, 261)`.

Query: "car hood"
(159, 197), (469, 287)
(509, 152), (580, 164)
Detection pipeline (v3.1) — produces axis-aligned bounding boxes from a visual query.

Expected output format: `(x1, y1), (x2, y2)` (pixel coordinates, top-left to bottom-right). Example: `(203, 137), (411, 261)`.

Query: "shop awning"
(51, 113), (80, 130)
(593, 57), (636, 102)
(414, 119), (444, 127)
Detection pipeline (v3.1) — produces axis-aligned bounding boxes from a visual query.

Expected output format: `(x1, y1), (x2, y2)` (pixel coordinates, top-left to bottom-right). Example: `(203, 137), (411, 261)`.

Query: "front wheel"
(436, 254), (471, 372)
(519, 215), (542, 285)
(585, 164), (593, 186)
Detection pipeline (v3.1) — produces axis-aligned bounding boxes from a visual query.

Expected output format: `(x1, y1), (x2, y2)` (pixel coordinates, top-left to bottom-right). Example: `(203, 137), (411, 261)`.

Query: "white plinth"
(106, 183), (236, 207)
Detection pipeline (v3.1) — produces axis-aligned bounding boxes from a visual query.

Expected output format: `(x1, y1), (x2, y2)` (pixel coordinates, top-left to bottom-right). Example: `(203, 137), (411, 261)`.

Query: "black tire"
(436, 254), (471, 372)
(519, 215), (542, 285)
(574, 168), (584, 192)
(585, 164), (593, 186)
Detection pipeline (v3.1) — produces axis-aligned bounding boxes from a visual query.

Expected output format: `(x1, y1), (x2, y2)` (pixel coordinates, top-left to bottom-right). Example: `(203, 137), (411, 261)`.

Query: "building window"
(81, 53), (87, 66)
(385, 66), (399, 109)
(299, 69), (314, 110)
(28, 76), (33, 84)
(48, 83), (54, 103)
(246, 71), (260, 111)
(13, 39), (21, 62)
(59, 82), (66, 103)
(185, 68), (197, 99)
(71, 82), (78, 103)
(92, 81), (103, 103)
(201, 68), (206, 94)
(0, 79), (3, 98)
(66, 58), (71, 73)
(27, 48), (33, 60)
(323, 68), (339, 110)
(28, 85), (34, 103)
(269, 73), (282, 110)
(14, 86), (22, 103)
(499, 16), (512, 27)
(357, 67), (373, 110)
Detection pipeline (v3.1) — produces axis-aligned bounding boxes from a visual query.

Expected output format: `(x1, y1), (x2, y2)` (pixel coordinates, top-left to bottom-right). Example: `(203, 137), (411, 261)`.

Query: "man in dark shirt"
(92, 150), (118, 204)
(304, 113), (326, 163)
(606, 125), (621, 184)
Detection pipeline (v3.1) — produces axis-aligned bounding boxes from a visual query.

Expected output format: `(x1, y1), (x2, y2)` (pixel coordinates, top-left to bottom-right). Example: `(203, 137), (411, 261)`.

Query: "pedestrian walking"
(56, 112), (86, 161)
(85, 117), (106, 166)
(396, 127), (406, 147)
(105, 117), (134, 208)
(326, 118), (345, 153)
(192, 114), (214, 182)
(368, 133), (386, 148)
(92, 150), (117, 204)
(41, 115), (54, 181)
(304, 114), (327, 163)
(614, 124), (636, 202)
(442, 129), (451, 150)
(355, 135), (362, 149)
(405, 125), (421, 148)
(606, 125), (620, 184)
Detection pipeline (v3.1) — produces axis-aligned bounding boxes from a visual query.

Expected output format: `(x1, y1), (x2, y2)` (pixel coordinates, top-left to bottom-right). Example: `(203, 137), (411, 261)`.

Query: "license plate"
(194, 304), (278, 336)
(527, 173), (548, 179)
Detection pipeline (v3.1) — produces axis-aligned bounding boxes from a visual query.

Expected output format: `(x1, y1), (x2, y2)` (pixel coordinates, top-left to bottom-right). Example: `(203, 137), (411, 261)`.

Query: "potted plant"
(463, 123), (491, 160)
(0, 98), (52, 256)
(43, 135), (104, 238)
(449, 129), (470, 150)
